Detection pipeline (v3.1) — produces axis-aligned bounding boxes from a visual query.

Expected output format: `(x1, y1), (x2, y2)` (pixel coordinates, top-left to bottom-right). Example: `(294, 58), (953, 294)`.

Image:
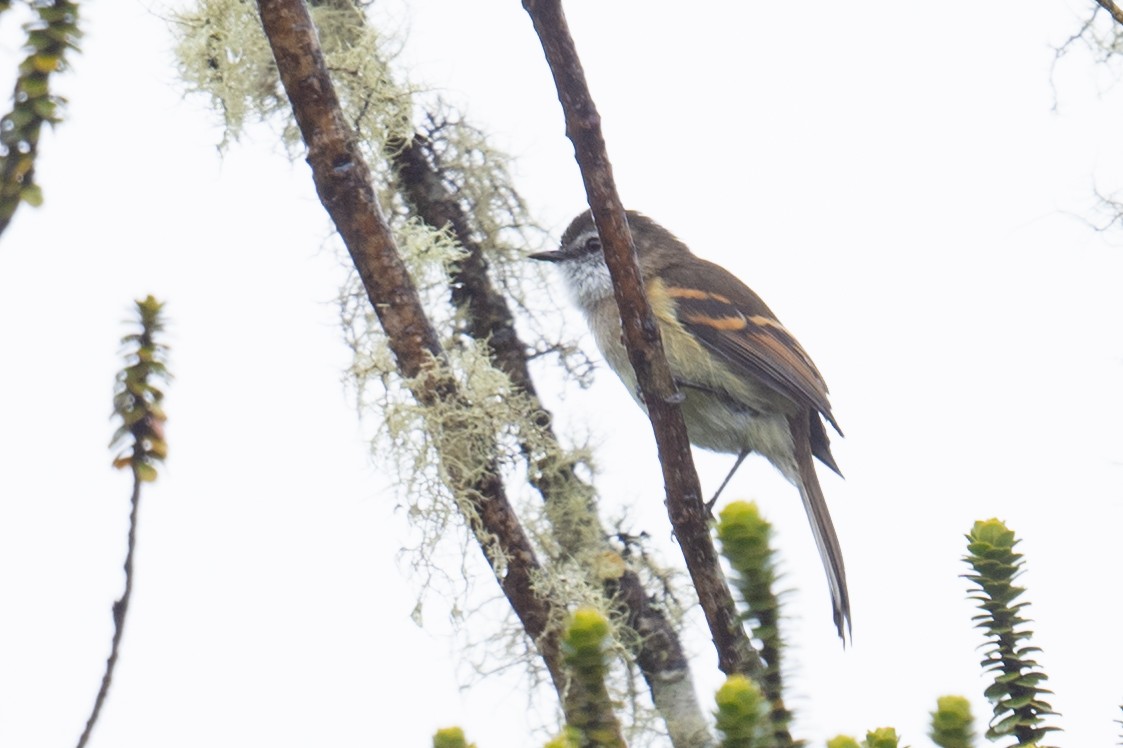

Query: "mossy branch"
(0, 0), (81, 238)
(175, 1), (710, 739)
(964, 519), (1058, 747)
(254, 0), (572, 704)
(76, 296), (171, 748)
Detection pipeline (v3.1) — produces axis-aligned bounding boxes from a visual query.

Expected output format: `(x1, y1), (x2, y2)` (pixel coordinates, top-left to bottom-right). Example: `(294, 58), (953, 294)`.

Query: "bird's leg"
(670, 379), (756, 513)
(705, 448), (751, 513)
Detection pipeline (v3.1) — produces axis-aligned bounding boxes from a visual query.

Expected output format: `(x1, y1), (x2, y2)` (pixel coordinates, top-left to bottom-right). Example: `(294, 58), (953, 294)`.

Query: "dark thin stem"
(520, 0), (761, 679)
(75, 472), (141, 748)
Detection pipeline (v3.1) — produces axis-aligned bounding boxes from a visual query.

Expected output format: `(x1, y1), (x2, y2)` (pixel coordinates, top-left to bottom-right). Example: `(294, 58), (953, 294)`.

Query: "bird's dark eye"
(582, 236), (602, 255)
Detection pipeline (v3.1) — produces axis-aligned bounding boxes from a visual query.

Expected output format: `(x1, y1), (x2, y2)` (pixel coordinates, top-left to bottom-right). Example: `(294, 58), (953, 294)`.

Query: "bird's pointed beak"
(528, 249), (567, 262)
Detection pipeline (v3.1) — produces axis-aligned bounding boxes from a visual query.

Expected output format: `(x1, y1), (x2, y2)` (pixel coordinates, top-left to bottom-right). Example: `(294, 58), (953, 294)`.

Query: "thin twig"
(520, 0), (761, 679)
(74, 472), (141, 748)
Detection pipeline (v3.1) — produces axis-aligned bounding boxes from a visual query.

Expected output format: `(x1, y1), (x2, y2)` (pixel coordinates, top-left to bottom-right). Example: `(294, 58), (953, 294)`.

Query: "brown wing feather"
(661, 258), (842, 437)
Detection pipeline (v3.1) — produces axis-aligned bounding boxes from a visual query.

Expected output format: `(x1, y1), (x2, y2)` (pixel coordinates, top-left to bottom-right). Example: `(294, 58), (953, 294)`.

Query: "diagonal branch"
(255, 0), (567, 696)
(1095, 0), (1123, 27)
(520, 0), (761, 680)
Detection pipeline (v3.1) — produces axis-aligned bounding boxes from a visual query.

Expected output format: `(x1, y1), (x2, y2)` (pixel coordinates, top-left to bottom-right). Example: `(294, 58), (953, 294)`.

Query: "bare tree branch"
(1096, 0), (1123, 27)
(520, 0), (762, 680)
(255, 0), (568, 696)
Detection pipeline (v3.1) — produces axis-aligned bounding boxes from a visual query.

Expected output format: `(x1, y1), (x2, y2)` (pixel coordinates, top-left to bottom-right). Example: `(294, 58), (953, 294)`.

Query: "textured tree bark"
(521, 0), (762, 681)
(255, 0), (566, 696)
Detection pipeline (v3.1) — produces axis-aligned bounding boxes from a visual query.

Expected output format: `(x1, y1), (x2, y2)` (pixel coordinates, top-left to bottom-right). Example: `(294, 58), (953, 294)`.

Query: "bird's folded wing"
(661, 259), (841, 436)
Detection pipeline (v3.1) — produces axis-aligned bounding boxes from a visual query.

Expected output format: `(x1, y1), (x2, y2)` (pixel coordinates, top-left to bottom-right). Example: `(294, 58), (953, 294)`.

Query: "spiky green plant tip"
(862, 727), (899, 748)
(0, 0), (81, 223)
(559, 608), (623, 747)
(964, 519), (1057, 746)
(826, 736), (861, 748)
(717, 501), (772, 564)
(713, 674), (769, 748)
(111, 296), (171, 481)
(716, 500), (779, 598)
(930, 695), (975, 748)
(715, 500), (785, 709)
(432, 726), (474, 748)
(965, 519), (1022, 589)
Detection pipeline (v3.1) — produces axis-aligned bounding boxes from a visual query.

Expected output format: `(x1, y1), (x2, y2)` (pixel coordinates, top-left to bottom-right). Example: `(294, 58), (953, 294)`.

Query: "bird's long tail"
(787, 412), (851, 642)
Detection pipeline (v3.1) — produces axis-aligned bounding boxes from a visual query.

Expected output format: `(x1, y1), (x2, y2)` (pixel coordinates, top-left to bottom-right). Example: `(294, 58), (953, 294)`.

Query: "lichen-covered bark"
(255, 0), (566, 694)
(609, 570), (713, 747)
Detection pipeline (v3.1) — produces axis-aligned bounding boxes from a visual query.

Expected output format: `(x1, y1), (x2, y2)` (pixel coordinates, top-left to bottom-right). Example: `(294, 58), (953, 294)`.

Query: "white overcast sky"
(2, 1), (1123, 747)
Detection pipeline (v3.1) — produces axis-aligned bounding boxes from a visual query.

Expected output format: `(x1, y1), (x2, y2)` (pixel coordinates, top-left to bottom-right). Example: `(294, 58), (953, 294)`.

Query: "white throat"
(555, 228), (615, 312)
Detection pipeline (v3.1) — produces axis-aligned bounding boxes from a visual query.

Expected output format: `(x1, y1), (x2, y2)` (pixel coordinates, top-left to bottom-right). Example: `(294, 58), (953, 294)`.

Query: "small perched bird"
(531, 209), (850, 639)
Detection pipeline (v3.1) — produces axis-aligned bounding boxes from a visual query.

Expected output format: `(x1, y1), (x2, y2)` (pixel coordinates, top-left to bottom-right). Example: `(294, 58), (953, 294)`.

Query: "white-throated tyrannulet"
(532, 209), (850, 640)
